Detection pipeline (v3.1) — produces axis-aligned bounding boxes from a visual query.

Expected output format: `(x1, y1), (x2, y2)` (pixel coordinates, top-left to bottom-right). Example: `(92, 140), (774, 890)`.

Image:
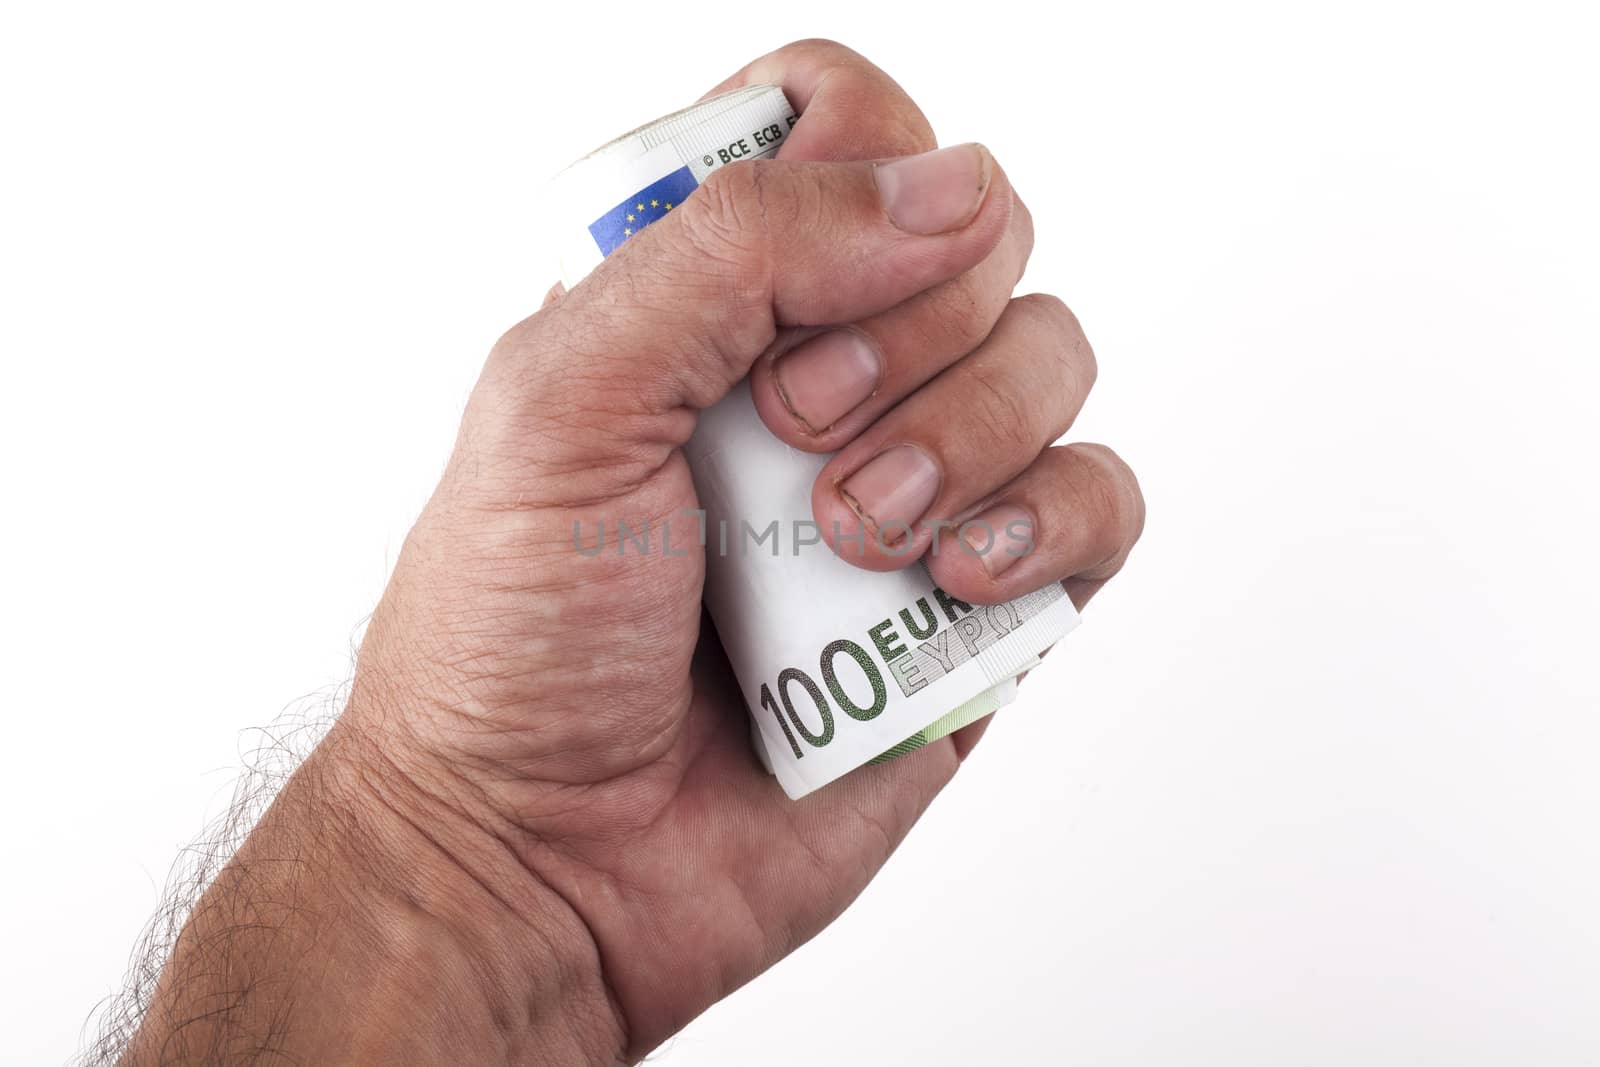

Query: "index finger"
(701, 38), (936, 161)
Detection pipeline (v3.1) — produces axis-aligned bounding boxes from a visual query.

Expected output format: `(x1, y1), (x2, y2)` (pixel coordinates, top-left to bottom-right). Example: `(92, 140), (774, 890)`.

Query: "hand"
(123, 39), (1143, 1065)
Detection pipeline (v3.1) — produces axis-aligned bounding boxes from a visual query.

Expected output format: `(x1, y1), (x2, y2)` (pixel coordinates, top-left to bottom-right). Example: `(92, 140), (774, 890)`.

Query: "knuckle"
(677, 161), (820, 282)
(489, 307), (547, 365)
(1010, 194), (1036, 283)
(1012, 291), (1076, 335)
(783, 37), (863, 64)
(678, 162), (773, 269)
(841, 88), (934, 156)
(777, 39), (933, 155)
(961, 360), (1040, 456)
(1013, 292), (1097, 397)
(1071, 442), (1146, 546)
(912, 273), (1006, 355)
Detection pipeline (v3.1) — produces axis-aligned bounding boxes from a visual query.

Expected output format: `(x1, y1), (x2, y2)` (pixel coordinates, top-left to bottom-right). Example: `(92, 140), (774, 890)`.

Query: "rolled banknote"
(547, 85), (1079, 798)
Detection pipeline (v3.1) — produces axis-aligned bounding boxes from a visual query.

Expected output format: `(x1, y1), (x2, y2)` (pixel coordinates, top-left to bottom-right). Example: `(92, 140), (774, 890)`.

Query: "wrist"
(317, 714), (629, 1064)
(126, 706), (628, 1066)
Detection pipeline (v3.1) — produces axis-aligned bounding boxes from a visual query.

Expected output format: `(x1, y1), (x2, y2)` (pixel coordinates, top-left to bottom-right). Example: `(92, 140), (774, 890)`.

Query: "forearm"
(119, 715), (626, 1066)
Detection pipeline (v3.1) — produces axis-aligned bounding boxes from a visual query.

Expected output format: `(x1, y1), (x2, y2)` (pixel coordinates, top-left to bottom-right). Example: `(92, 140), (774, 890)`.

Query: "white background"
(3, 1), (1598, 1063)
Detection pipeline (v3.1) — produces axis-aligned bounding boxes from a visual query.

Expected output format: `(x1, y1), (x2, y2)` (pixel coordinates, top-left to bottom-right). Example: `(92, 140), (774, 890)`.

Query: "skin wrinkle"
(666, 175), (782, 401)
(524, 661), (857, 1052)
(508, 830), (672, 1050)
(962, 357), (1042, 459)
(377, 799), (620, 1043)
(345, 730), (636, 1060)
(913, 270), (1002, 356)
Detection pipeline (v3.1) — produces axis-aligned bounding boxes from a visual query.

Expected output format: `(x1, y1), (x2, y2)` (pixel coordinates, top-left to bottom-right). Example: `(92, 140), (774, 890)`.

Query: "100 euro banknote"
(546, 85), (1078, 798)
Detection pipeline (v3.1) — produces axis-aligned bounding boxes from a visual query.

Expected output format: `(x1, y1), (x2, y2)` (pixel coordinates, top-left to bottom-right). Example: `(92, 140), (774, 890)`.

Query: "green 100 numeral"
(758, 638), (889, 759)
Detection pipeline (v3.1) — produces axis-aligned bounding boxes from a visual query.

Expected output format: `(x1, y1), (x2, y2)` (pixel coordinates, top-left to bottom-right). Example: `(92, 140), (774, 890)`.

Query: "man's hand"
(121, 40), (1143, 1065)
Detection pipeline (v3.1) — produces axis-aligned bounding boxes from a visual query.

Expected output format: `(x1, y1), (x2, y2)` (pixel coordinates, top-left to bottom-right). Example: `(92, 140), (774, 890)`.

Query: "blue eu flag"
(587, 166), (699, 257)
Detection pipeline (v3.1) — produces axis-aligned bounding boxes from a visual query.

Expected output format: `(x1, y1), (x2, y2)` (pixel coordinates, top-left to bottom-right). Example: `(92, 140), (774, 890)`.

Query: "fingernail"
(961, 504), (1034, 577)
(773, 330), (882, 433)
(874, 143), (992, 235)
(838, 445), (941, 542)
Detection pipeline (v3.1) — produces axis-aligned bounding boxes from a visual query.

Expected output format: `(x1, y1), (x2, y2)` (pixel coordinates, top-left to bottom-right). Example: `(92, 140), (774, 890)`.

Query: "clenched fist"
(119, 40), (1143, 1066)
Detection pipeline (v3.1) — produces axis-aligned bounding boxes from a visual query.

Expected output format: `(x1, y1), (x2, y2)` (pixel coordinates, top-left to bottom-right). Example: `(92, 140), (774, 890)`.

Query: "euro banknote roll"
(547, 85), (1078, 798)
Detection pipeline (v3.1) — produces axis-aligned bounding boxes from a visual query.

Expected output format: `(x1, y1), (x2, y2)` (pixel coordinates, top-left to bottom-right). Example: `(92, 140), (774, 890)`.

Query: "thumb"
(468, 145), (1013, 490)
